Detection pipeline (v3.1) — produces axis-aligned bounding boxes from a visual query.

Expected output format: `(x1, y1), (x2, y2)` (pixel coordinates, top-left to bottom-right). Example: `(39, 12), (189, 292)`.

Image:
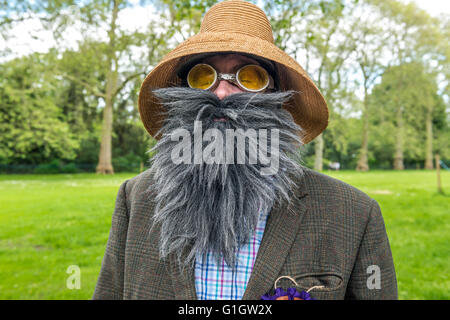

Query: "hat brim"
(138, 31), (328, 144)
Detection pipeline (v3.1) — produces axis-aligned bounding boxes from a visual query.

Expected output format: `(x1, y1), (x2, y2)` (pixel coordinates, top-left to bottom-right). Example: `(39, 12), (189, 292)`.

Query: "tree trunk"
(314, 133), (324, 171)
(96, 0), (119, 174)
(424, 107), (433, 169)
(96, 96), (114, 174)
(356, 128), (369, 171)
(356, 92), (369, 171)
(393, 106), (404, 170)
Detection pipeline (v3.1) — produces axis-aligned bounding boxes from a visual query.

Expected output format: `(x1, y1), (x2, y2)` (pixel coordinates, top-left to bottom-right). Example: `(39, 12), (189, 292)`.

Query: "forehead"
(202, 53), (260, 68)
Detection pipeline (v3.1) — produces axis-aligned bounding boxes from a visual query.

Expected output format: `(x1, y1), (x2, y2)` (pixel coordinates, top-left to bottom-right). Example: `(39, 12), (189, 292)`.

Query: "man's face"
(149, 56), (303, 268)
(200, 53), (266, 99)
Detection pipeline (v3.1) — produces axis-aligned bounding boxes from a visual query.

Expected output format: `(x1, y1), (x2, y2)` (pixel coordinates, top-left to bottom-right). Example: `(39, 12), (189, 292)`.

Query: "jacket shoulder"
(300, 167), (378, 218)
(119, 169), (155, 213)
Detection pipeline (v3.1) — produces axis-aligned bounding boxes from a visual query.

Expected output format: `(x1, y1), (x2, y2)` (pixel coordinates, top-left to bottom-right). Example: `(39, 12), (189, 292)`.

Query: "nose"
(213, 80), (244, 99)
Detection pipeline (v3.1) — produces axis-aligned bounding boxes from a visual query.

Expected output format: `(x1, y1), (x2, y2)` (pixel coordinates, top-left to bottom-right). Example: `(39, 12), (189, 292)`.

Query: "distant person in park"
(329, 162), (341, 171)
(93, 0), (397, 300)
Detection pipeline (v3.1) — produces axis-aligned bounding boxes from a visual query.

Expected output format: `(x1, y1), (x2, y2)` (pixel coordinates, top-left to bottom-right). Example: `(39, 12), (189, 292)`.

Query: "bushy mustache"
(154, 88), (301, 133)
(148, 87), (304, 270)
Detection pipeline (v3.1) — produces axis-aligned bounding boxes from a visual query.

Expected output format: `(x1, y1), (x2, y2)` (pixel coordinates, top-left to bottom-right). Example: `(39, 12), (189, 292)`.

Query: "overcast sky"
(1, 0), (448, 60)
(411, 0), (450, 17)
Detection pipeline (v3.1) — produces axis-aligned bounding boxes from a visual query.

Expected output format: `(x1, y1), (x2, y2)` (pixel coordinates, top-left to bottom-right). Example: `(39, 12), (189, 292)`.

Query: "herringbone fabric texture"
(93, 167), (397, 300)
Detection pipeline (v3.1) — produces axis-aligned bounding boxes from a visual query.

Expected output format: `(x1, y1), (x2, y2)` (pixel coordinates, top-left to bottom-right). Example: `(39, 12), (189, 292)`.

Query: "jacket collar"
(168, 170), (309, 300)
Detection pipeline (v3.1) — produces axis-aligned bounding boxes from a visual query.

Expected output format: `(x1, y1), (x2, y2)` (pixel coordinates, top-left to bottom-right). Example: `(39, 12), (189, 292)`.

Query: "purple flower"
(261, 287), (315, 300)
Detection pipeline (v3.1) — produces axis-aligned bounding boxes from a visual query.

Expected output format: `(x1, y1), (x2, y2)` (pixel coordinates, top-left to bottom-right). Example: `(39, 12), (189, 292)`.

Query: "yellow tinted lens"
(237, 65), (269, 91)
(187, 64), (216, 90)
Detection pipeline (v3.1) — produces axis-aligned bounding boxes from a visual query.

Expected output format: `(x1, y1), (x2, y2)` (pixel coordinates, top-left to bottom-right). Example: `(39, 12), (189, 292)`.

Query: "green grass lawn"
(0, 170), (448, 299)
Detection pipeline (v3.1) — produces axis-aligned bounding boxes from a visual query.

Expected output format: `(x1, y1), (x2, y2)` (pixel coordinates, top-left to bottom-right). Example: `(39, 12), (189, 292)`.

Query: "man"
(93, 0), (397, 300)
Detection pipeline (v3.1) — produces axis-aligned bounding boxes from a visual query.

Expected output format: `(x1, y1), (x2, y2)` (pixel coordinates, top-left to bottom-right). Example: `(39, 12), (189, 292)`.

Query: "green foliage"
(0, 53), (80, 165)
(154, 0), (219, 40)
(370, 61), (444, 166)
(33, 160), (79, 174)
(0, 0), (448, 171)
(0, 0), (178, 172)
(112, 153), (142, 172)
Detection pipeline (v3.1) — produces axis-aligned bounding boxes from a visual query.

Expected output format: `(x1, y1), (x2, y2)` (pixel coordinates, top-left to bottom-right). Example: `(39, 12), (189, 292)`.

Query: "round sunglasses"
(187, 63), (273, 92)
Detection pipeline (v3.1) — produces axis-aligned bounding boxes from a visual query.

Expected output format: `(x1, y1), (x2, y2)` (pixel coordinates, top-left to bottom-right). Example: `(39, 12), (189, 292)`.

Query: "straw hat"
(138, 0), (328, 144)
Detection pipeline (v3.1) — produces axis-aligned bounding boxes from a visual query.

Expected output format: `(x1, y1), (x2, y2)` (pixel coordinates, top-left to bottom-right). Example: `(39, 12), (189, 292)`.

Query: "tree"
(0, 53), (79, 164)
(371, 62), (441, 169)
(349, 1), (391, 171)
(154, 0), (219, 39)
(2, 0), (176, 173)
(52, 0), (220, 173)
(264, 0), (358, 171)
(369, 0), (449, 169)
(70, 1), (171, 173)
(417, 16), (450, 169)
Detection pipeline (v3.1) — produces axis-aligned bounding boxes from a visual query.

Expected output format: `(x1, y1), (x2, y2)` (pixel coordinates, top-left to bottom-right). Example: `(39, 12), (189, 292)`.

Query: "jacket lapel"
(168, 246), (198, 299)
(168, 174), (309, 300)
(242, 177), (309, 300)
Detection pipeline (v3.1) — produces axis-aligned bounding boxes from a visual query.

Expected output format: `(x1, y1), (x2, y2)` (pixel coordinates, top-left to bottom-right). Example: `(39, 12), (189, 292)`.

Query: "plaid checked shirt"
(194, 210), (269, 300)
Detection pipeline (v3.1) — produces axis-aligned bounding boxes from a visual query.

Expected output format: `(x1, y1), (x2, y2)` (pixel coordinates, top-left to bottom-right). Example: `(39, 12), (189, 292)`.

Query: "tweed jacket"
(93, 167), (397, 300)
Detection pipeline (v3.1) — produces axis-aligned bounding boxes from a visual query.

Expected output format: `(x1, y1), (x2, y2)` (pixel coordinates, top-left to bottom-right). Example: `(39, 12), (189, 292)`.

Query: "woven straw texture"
(138, 0), (329, 144)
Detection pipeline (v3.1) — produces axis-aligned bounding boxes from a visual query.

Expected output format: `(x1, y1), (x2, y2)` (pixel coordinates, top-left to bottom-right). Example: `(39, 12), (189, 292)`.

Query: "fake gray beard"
(149, 87), (304, 269)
